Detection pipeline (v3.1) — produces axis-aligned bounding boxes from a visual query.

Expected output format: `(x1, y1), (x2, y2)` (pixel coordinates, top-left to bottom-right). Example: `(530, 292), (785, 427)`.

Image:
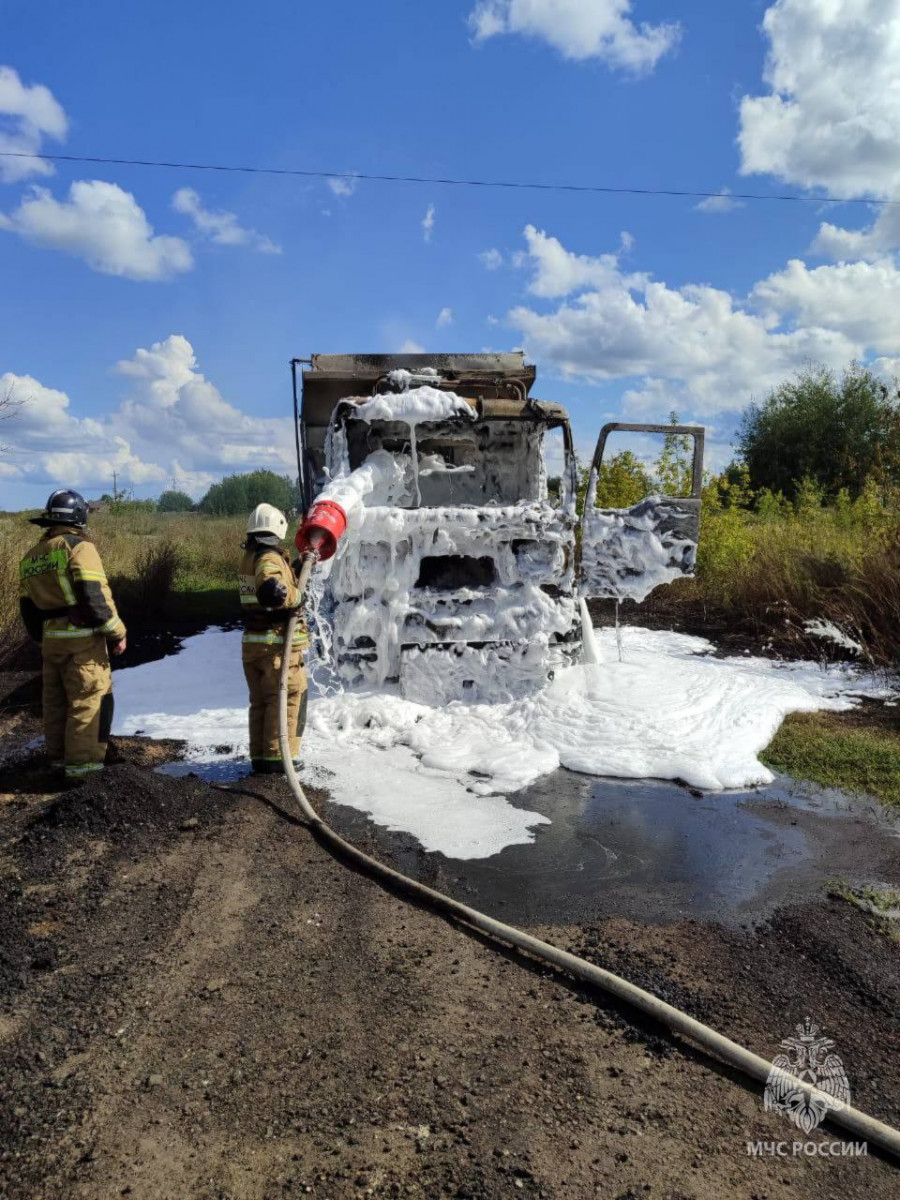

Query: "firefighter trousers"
(42, 635), (113, 778)
(241, 642), (307, 771)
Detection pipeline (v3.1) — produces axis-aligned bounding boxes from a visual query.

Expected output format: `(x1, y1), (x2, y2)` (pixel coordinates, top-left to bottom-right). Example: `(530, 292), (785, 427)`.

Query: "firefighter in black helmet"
(19, 489), (126, 779)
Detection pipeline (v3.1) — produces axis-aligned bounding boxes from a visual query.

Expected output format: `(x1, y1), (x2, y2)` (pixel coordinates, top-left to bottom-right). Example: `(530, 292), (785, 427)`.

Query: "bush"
(593, 451), (653, 508)
(113, 540), (182, 617)
(103, 497), (157, 515)
(199, 470), (299, 517)
(755, 488), (790, 522)
(157, 490), (194, 513)
(694, 490), (756, 605)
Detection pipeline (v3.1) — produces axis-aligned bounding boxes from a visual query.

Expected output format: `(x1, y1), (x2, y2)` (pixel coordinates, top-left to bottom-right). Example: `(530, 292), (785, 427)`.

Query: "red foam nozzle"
(296, 500), (347, 562)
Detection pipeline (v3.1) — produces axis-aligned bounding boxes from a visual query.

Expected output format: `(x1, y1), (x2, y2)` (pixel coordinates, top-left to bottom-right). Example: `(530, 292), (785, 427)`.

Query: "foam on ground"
(112, 623), (894, 860)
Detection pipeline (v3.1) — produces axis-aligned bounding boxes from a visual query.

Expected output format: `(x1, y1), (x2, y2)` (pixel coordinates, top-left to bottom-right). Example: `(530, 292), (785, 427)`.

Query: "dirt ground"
(1, 688), (899, 1198)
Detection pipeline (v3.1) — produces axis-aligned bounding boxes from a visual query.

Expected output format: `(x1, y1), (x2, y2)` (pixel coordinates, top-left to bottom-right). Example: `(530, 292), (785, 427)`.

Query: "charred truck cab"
(294, 353), (704, 702)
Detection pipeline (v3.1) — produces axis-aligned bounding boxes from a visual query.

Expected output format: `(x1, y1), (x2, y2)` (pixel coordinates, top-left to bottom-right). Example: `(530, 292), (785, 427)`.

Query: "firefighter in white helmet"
(238, 503), (309, 773)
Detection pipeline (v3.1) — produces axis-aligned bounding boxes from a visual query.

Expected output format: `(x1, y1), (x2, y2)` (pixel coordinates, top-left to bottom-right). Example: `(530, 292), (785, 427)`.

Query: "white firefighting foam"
(311, 385), (575, 697)
(112, 623), (893, 859)
(350, 385), (474, 427)
(318, 385), (475, 515)
(580, 492), (698, 603)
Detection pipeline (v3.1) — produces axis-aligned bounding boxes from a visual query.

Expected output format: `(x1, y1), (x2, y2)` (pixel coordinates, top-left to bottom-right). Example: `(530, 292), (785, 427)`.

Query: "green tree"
(851, 476), (887, 525)
(718, 462), (753, 509)
(737, 364), (900, 501)
(157, 489), (194, 513)
(653, 411), (694, 497)
(199, 470), (298, 517)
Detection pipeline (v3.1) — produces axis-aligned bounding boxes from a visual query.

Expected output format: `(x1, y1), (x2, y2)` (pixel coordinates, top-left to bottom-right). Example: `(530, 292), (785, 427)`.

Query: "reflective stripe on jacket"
(19, 526), (126, 644)
(238, 542), (308, 647)
(242, 628), (309, 646)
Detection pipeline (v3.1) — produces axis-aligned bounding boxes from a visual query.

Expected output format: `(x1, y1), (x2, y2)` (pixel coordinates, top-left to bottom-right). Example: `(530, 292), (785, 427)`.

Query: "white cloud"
(113, 336), (295, 477)
(0, 336), (296, 496)
(870, 356), (900, 381)
(397, 338), (425, 353)
(502, 226), (900, 419)
(521, 224), (646, 298)
(0, 371), (168, 490)
(422, 203), (436, 242)
(480, 248), (504, 270)
(0, 180), (193, 280)
(468, 0), (680, 74)
(739, 0), (900, 198)
(327, 175), (358, 198)
(695, 188), (744, 214)
(172, 188), (281, 254)
(751, 256), (900, 350)
(811, 202), (900, 261)
(436, 307), (453, 328)
(0, 65), (68, 183)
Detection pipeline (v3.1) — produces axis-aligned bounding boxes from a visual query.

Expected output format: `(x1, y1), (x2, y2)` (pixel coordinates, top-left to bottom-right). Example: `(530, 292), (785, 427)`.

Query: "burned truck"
(293, 353), (704, 701)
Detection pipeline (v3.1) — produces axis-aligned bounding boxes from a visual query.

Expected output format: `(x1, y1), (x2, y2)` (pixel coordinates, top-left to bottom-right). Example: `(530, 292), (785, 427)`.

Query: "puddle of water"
(157, 744), (900, 927)
(319, 768), (900, 927)
(157, 759), (254, 783)
(157, 743), (900, 928)
(759, 775), (900, 825)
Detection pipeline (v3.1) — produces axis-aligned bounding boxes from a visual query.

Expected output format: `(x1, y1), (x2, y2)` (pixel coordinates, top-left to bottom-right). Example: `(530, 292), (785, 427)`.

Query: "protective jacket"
(19, 525), (124, 779)
(238, 541), (309, 648)
(19, 526), (126, 645)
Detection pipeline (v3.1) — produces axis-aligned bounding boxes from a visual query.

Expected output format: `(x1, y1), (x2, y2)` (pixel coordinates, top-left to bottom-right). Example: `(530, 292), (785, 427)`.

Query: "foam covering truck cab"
(295, 353), (704, 702)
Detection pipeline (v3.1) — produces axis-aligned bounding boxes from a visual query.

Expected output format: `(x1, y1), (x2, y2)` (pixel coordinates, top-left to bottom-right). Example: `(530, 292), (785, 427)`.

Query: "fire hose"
(278, 553), (900, 1160)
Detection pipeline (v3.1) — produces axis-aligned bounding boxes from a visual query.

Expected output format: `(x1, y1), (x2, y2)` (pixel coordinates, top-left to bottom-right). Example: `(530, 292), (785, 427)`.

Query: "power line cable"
(0, 150), (893, 206)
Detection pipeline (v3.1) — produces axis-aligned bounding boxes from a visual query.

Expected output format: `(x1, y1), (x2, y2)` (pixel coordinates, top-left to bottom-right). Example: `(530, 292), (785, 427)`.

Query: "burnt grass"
(1, 748), (899, 1198)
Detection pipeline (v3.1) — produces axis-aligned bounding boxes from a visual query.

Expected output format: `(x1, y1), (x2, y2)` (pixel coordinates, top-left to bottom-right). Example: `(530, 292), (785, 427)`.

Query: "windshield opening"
(344, 417), (545, 506)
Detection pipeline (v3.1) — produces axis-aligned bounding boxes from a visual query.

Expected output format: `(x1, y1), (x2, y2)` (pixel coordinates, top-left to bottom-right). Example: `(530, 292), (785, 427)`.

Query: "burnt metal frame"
(293, 354), (581, 513)
(589, 422), (705, 500)
(291, 357), (313, 510)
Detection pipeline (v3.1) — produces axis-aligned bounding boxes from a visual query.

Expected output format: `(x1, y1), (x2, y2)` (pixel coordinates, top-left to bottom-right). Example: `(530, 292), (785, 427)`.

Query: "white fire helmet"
(246, 503), (288, 541)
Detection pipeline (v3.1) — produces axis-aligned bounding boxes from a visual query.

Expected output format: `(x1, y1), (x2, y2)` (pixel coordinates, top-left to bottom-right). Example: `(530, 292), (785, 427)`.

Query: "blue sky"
(3, 0), (899, 507)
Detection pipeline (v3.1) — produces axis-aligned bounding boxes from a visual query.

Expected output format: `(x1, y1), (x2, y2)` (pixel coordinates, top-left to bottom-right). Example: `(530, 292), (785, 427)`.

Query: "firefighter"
(19, 489), (127, 780)
(239, 503), (309, 774)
